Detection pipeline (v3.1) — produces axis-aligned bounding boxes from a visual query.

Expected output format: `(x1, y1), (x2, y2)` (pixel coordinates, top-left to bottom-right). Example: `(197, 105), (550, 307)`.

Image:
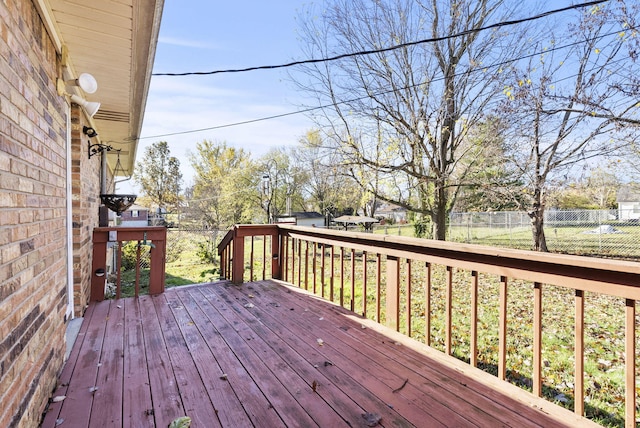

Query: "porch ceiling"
(41, 0), (164, 176)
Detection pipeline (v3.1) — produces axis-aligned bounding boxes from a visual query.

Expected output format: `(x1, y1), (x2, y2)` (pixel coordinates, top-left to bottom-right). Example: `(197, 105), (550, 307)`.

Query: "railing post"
(90, 230), (108, 301)
(232, 228), (245, 284)
(148, 227), (166, 295)
(386, 255), (400, 331)
(271, 230), (281, 280)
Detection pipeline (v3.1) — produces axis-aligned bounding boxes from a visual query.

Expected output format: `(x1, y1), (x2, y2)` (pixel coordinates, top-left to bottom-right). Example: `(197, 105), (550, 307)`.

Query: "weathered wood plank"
(294, 284), (590, 427)
(183, 287), (286, 427)
(259, 281), (564, 427)
(122, 297), (154, 427)
(138, 295), (184, 426)
(54, 300), (110, 427)
(234, 282), (466, 427)
(214, 282), (426, 428)
(48, 280), (600, 428)
(41, 304), (96, 426)
(152, 293), (222, 428)
(167, 289), (254, 428)
(89, 300), (125, 427)
(194, 287), (323, 427)
(204, 284), (369, 427)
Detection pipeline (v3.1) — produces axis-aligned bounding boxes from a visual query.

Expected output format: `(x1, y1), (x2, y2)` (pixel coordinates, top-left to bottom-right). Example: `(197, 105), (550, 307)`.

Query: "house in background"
(0, 1), (162, 426)
(276, 211), (325, 227)
(375, 203), (408, 223)
(119, 204), (150, 227)
(617, 184), (640, 220)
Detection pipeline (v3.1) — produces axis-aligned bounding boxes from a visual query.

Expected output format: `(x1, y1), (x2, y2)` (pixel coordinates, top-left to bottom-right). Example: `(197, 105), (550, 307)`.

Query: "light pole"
(262, 173), (271, 223)
(261, 159), (278, 223)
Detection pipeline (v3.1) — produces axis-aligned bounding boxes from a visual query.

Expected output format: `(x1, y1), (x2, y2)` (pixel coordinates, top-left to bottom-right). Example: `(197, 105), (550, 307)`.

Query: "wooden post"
(90, 232), (107, 301)
(232, 228), (245, 284)
(271, 231), (281, 280)
(148, 227), (166, 295)
(386, 256), (400, 331)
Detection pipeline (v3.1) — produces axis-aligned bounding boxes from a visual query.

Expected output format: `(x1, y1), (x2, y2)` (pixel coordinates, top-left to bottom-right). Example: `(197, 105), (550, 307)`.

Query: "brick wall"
(70, 108), (102, 315)
(0, 1), (99, 426)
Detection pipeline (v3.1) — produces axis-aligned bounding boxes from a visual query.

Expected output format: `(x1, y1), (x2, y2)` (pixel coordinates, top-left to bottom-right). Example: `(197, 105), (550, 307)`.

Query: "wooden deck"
(42, 280), (598, 427)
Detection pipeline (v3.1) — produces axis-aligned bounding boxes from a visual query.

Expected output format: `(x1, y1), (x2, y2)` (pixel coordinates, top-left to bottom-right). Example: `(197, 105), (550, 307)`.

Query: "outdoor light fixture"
(70, 94), (101, 118)
(66, 72), (98, 94)
(56, 72), (101, 118)
(83, 126), (98, 138)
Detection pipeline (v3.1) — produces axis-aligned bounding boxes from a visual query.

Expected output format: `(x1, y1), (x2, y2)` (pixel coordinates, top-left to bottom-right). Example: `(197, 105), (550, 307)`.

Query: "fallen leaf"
(362, 412), (382, 426)
(244, 303), (255, 308)
(52, 396), (66, 403)
(317, 338), (324, 346)
(169, 416), (192, 428)
(312, 380), (318, 392)
(248, 294), (255, 298)
(220, 374), (228, 380)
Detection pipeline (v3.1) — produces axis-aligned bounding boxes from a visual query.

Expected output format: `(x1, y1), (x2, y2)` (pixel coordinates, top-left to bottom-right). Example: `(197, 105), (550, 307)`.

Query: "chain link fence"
(448, 209), (640, 260)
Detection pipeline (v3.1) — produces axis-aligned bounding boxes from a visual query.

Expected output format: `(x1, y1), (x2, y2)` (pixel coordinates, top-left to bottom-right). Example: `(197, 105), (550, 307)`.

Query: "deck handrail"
(91, 226), (167, 300)
(218, 224), (638, 427)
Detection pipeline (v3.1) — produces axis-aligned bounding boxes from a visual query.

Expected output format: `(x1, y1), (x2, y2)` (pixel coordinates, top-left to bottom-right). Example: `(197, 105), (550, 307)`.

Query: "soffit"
(45, 0), (163, 176)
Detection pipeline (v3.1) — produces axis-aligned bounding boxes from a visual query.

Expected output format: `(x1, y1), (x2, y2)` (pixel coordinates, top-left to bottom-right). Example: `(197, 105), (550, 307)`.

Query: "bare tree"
(133, 141), (182, 212)
(500, 1), (640, 251)
(294, 0), (530, 239)
(292, 130), (362, 221)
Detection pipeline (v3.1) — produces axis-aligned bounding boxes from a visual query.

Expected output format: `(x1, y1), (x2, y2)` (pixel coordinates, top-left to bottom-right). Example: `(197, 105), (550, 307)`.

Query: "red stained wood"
(45, 280), (597, 428)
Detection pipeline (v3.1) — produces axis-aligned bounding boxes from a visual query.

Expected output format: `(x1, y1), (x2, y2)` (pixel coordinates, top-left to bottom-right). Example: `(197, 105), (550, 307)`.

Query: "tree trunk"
(432, 184), (448, 241)
(528, 197), (548, 252)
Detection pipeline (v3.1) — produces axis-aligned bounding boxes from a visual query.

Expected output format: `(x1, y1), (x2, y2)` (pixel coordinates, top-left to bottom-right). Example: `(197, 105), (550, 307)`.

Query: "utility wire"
(152, 0), (608, 77)
(139, 28), (624, 141)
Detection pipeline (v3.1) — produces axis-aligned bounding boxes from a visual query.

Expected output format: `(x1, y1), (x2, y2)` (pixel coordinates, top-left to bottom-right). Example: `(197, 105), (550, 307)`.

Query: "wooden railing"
(91, 226), (167, 300)
(219, 224), (639, 427)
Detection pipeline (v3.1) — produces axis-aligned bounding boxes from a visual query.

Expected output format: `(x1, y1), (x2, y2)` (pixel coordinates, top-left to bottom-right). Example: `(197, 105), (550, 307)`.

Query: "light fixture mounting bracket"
(88, 142), (113, 159)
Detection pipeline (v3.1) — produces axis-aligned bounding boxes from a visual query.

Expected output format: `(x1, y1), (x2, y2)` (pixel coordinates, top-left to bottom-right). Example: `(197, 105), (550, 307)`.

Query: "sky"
(119, 0), (586, 195)
(120, 1), (317, 192)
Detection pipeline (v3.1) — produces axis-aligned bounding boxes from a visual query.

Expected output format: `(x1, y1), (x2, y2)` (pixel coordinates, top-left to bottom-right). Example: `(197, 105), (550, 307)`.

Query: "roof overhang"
(35, 0), (164, 177)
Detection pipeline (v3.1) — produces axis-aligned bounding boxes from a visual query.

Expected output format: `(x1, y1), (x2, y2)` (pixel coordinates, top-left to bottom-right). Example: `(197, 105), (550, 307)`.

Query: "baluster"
(350, 248), (356, 312)
(340, 247), (345, 307)
(625, 298), (636, 427)
(297, 239), (302, 288)
(362, 251), (367, 317)
(330, 245), (335, 302)
(312, 241), (317, 294)
(376, 254), (381, 323)
(425, 262), (431, 346)
(250, 236), (254, 282)
(574, 290), (584, 416)
(470, 271), (479, 367)
(321, 243), (326, 299)
(262, 235), (266, 280)
(445, 266), (453, 355)
(406, 259), (412, 337)
(498, 275), (508, 380)
(533, 282), (542, 396)
(304, 241), (309, 290)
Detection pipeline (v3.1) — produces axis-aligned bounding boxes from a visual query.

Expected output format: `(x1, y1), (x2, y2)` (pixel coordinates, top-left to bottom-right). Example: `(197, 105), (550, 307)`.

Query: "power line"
(139, 29), (624, 141)
(152, 0), (608, 77)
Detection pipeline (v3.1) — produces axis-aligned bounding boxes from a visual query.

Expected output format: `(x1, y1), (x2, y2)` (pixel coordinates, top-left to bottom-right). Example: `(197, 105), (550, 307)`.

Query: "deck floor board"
(42, 280), (599, 427)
